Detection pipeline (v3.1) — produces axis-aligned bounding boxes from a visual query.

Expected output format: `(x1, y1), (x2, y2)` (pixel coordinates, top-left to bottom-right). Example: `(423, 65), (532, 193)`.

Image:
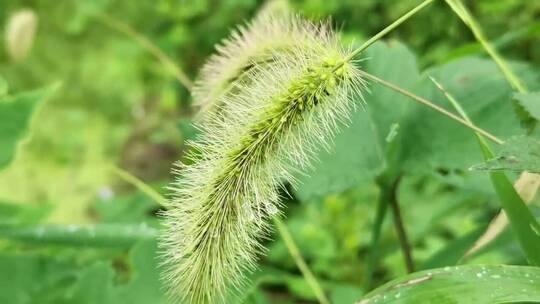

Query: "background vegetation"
(1, 0), (540, 303)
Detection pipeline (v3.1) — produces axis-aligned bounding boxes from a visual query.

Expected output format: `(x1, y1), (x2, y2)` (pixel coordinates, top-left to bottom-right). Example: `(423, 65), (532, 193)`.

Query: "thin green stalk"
(96, 13), (193, 90)
(387, 177), (414, 273)
(111, 165), (168, 207)
(445, 0), (528, 93)
(111, 165), (330, 302)
(274, 217), (330, 304)
(364, 179), (391, 290)
(342, 0), (434, 64)
(358, 70), (504, 145)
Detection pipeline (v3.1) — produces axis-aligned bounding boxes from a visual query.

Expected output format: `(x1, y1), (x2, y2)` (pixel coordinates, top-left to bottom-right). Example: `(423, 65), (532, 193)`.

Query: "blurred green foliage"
(1, 0), (540, 303)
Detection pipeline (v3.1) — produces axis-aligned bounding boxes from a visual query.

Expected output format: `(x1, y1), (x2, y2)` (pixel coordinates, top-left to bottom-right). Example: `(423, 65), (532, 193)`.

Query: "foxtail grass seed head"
(192, 13), (327, 120)
(161, 15), (365, 304)
(5, 9), (38, 62)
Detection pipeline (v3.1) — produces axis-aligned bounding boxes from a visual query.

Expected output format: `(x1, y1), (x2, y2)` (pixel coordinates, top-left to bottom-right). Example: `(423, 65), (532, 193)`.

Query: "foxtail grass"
(161, 15), (364, 303)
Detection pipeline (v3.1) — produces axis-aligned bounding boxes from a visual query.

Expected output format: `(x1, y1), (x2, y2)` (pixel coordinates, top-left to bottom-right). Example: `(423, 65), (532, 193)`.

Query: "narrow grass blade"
(0, 224), (157, 247)
(357, 265), (540, 304)
(464, 172), (540, 257)
(111, 165), (168, 207)
(445, 0), (528, 93)
(431, 77), (540, 265)
(274, 218), (330, 304)
(96, 13), (193, 90)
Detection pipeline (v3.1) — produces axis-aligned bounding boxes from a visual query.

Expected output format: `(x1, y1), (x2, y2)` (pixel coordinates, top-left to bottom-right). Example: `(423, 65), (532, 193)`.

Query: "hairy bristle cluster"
(192, 12), (326, 119)
(161, 14), (364, 304)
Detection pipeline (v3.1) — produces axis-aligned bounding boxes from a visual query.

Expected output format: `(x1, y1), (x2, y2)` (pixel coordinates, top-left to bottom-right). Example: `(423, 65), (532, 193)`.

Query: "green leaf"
(0, 240), (165, 304)
(359, 265), (540, 304)
(0, 251), (77, 304)
(70, 262), (115, 303)
(470, 136), (540, 173)
(0, 224), (157, 247)
(400, 58), (525, 172)
(0, 85), (56, 170)
(487, 167), (540, 265)
(515, 92), (540, 120)
(110, 240), (166, 304)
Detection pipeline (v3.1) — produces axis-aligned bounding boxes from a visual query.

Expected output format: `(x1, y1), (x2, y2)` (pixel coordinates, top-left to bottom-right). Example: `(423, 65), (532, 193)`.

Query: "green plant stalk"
(342, 0), (434, 64)
(388, 177), (414, 273)
(358, 70), (504, 144)
(96, 13), (193, 90)
(445, 0), (528, 93)
(363, 187), (389, 291)
(431, 78), (540, 266)
(111, 165), (168, 207)
(274, 217), (330, 304)
(111, 165), (330, 302)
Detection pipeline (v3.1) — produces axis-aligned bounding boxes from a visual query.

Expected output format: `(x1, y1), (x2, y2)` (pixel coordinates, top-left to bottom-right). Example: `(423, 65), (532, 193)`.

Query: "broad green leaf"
(0, 251), (76, 304)
(69, 262), (115, 303)
(400, 58), (525, 172)
(0, 240), (165, 304)
(515, 92), (540, 120)
(0, 224), (157, 247)
(0, 85), (56, 170)
(470, 136), (540, 173)
(359, 265), (540, 304)
(110, 240), (166, 304)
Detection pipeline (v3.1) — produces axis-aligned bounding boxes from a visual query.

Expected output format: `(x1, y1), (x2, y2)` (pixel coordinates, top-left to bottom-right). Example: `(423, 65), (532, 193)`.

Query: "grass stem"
(274, 217), (330, 304)
(110, 165), (168, 207)
(340, 0), (434, 67)
(359, 70), (504, 145)
(387, 176), (414, 273)
(364, 179), (390, 290)
(96, 13), (194, 90)
(445, 0), (528, 93)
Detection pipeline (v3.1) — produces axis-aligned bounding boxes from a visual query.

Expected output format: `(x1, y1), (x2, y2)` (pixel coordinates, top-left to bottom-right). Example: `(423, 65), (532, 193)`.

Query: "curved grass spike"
(192, 13), (325, 120)
(161, 16), (364, 303)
